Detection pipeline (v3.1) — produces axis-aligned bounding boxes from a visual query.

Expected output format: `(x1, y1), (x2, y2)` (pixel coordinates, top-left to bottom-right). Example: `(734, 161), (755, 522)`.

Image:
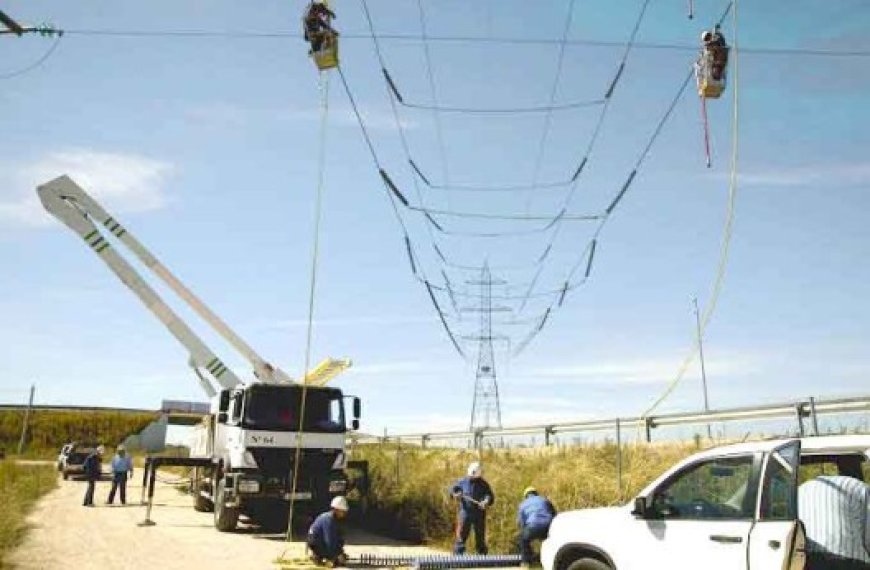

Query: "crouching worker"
(308, 496), (349, 566)
(517, 487), (557, 567)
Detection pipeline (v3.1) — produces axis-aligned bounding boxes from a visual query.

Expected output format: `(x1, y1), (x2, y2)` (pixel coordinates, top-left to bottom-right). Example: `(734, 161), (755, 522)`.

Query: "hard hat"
(96, 445), (106, 454)
(467, 462), (482, 477)
(523, 486), (538, 497)
(701, 31), (713, 42)
(330, 496), (349, 511)
(117, 444), (125, 451)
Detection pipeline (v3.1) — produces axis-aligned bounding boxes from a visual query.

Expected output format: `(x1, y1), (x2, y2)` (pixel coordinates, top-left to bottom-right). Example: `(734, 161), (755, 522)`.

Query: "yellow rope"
(641, 0), (740, 419)
(278, 68), (331, 562)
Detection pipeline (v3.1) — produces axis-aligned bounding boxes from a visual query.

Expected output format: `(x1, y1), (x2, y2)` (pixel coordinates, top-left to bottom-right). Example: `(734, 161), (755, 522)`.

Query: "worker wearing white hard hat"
(517, 486), (557, 567)
(308, 496), (349, 565)
(449, 461), (495, 555)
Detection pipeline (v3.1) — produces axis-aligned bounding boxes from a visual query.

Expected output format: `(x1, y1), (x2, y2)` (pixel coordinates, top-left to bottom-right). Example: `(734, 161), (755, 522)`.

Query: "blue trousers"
(519, 523), (551, 563)
(107, 472), (128, 504)
(454, 512), (487, 555)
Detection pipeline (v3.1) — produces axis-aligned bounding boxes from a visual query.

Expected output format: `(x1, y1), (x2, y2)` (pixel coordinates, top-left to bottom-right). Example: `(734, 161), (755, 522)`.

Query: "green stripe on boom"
(83, 230), (98, 241)
(96, 242), (110, 253)
(206, 357), (219, 371)
(91, 236), (105, 249)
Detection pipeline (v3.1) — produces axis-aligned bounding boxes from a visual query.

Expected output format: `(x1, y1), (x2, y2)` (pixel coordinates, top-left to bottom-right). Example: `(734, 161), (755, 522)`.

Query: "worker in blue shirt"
(107, 444), (134, 505)
(307, 496), (349, 566)
(517, 486), (557, 567)
(450, 461), (495, 555)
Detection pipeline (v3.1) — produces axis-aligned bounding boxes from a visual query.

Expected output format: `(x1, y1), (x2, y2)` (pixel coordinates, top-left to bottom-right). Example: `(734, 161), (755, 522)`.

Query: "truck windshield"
(243, 385), (345, 433)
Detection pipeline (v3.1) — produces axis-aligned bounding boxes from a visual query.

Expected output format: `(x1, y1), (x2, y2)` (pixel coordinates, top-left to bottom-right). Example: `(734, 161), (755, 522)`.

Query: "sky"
(1, 0), (869, 439)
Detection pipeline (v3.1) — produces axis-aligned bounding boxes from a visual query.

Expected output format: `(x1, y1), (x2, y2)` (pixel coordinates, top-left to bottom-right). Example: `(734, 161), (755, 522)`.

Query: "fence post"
(615, 418), (623, 501)
(644, 417), (654, 443)
(395, 441), (401, 485)
(544, 426), (555, 447)
(421, 435), (429, 449)
(808, 396), (820, 436)
(794, 403), (805, 437)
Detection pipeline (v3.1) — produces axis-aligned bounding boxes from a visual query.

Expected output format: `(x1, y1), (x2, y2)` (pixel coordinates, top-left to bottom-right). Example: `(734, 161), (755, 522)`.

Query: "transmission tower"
(467, 263), (504, 431)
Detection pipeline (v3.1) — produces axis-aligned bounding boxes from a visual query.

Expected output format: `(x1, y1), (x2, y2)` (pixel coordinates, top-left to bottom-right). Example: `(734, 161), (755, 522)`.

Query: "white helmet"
(467, 461), (482, 477)
(96, 445), (106, 455)
(330, 496), (349, 511)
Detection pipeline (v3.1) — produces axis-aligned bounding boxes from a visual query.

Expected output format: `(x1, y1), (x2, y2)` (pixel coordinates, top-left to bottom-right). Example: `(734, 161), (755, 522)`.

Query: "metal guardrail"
(354, 394), (870, 447)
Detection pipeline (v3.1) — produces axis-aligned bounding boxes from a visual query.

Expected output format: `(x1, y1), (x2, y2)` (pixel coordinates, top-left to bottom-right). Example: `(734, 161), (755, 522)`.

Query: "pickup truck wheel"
(565, 558), (611, 570)
(213, 478), (239, 532)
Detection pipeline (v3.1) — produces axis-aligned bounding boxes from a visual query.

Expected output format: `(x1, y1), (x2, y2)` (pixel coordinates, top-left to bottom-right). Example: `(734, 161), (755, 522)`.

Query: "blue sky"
(1, 0), (869, 437)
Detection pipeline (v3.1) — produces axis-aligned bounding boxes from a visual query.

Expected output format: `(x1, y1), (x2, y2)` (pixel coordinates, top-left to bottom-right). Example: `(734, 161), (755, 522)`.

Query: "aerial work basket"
(312, 32), (339, 70)
(696, 52), (727, 99)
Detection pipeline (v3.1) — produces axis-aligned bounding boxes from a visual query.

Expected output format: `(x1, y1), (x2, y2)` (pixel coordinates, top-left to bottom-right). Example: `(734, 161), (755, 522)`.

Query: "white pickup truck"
(542, 435), (870, 570)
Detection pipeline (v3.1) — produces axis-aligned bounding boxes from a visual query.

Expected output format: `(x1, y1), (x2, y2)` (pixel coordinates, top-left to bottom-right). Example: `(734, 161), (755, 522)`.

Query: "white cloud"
(737, 162), (870, 189)
(0, 149), (174, 227)
(514, 354), (755, 387)
(262, 315), (437, 330)
(187, 101), (417, 132)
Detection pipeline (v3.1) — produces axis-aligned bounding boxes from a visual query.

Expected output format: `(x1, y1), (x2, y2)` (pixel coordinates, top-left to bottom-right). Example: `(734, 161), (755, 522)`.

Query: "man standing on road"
(517, 486), (557, 567)
(307, 496), (349, 566)
(81, 445), (105, 507)
(107, 444), (133, 505)
(450, 461), (495, 555)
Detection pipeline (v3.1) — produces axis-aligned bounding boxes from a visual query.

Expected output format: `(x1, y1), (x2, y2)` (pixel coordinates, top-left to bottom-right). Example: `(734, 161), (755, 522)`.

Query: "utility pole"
(693, 298), (712, 439)
(17, 384), (35, 455)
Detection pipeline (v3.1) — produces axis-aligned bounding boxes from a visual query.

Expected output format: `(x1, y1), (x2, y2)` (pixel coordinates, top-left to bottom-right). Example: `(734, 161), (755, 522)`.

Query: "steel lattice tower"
(469, 263), (503, 431)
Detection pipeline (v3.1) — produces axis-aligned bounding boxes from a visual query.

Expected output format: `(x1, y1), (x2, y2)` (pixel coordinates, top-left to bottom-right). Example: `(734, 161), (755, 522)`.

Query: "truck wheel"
(62, 471), (69, 481)
(565, 558), (611, 570)
(213, 478), (239, 532)
(192, 468), (214, 513)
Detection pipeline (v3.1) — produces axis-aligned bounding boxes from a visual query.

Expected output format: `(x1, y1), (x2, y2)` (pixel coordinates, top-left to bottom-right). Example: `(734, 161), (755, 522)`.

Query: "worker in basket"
(303, 0), (337, 55)
(701, 26), (729, 81)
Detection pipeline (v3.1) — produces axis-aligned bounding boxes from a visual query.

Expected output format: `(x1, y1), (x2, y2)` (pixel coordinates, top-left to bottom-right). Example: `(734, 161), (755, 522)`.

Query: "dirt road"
(9, 473), (443, 570)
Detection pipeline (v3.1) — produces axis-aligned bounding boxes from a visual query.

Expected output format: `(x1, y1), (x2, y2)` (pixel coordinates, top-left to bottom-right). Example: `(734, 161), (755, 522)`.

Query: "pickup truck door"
(621, 453), (758, 570)
(748, 440), (806, 570)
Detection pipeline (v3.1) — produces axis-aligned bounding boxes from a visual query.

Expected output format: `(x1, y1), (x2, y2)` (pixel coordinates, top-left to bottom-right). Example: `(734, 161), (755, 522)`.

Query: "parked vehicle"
(57, 442), (74, 472)
(62, 444), (100, 480)
(542, 435), (870, 570)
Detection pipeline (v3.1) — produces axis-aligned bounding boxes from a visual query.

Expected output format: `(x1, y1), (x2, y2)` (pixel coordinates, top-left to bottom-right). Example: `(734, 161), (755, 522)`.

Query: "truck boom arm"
(37, 175), (294, 396)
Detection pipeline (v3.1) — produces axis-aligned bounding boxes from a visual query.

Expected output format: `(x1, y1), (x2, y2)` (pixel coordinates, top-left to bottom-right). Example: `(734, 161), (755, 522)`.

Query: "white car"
(541, 435), (870, 570)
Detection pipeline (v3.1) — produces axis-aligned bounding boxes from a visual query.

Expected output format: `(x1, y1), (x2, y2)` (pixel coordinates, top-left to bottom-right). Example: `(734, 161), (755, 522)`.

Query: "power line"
(56, 28), (870, 58)
(0, 34), (62, 79)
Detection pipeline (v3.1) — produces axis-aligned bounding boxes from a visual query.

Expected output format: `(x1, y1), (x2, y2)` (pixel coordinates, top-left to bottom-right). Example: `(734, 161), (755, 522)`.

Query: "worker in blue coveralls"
(517, 486), (557, 567)
(107, 444), (134, 505)
(450, 461), (495, 555)
(307, 495), (349, 566)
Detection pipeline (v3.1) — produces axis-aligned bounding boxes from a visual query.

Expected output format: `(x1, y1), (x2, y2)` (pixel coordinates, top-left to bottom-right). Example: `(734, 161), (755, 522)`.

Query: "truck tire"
(192, 469), (213, 513)
(565, 558), (611, 570)
(213, 478), (239, 532)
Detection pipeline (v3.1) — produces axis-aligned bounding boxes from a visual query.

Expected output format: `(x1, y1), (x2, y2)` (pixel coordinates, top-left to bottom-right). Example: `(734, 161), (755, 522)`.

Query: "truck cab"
(542, 435), (870, 570)
(190, 383), (361, 531)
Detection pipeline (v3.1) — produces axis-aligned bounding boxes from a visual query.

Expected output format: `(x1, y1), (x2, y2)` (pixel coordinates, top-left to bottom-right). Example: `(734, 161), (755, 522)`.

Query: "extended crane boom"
(37, 175), (294, 396)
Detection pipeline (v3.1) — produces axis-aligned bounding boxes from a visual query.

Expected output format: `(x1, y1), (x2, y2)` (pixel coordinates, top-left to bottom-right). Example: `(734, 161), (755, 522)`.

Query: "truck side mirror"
(217, 412), (228, 424)
(351, 419), (359, 431)
(353, 397), (361, 419)
(219, 390), (230, 413)
(632, 496), (650, 519)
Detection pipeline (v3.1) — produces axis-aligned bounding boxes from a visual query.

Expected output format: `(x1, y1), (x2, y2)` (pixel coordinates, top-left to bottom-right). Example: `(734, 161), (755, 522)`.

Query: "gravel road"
(9, 473), (442, 570)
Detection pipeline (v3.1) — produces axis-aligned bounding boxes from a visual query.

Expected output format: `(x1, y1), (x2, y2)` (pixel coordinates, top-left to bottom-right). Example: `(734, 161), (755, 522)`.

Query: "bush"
(0, 462), (57, 564)
(353, 442), (702, 553)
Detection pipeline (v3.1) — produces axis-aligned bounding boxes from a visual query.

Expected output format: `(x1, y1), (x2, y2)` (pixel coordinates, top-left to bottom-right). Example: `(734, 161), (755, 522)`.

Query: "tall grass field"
(0, 410), (157, 457)
(0, 462), (57, 566)
(353, 441), (704, 553)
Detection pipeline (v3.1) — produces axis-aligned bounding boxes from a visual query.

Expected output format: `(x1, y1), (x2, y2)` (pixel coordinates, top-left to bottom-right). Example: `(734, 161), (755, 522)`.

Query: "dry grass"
(0, 462), (57, 567)
(353, 441), (706, 553)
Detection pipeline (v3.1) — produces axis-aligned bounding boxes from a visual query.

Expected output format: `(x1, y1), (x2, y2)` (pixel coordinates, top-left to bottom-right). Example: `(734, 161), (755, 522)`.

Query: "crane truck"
(37, 175), (361, 531)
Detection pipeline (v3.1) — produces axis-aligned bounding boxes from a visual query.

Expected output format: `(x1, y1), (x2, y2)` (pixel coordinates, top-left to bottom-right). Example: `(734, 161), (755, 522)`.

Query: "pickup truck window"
(652, 455), (755, 520)
(760, 451), (798, 520)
